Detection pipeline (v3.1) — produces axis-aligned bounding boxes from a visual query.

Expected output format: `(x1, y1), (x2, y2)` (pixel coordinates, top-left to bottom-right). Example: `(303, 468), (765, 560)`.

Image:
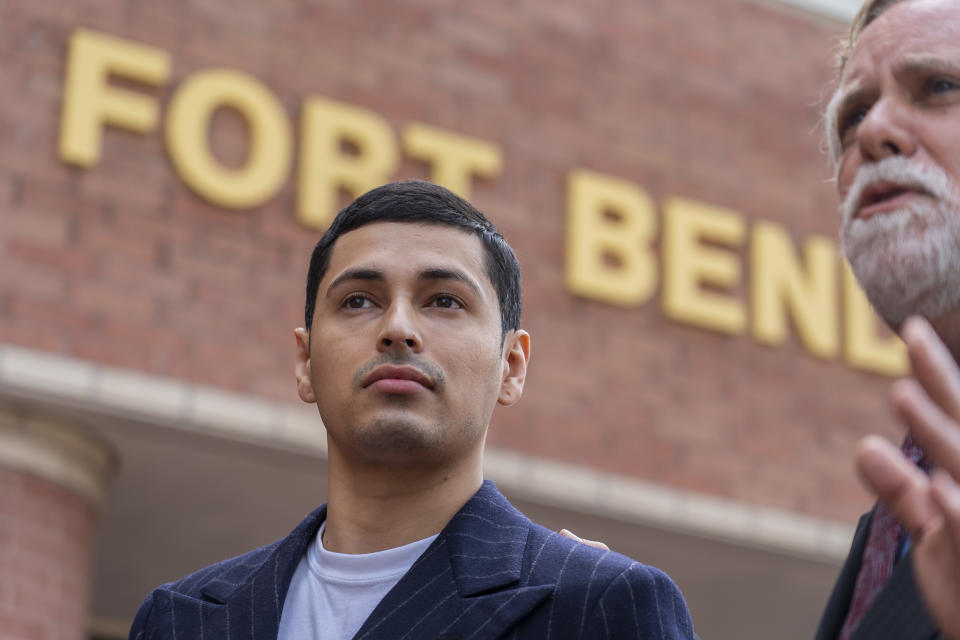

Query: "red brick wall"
(0, 467), (96, 640)
(1, 0), (888, 522)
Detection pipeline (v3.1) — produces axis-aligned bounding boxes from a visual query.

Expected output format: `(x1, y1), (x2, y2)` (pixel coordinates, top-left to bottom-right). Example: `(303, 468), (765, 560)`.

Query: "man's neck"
(321, 452), (483, 554)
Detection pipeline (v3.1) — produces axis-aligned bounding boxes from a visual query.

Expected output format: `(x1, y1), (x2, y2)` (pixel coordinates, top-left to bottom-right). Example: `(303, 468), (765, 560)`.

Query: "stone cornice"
(0, 408), (115, 506)
(0, 342), (853, 560)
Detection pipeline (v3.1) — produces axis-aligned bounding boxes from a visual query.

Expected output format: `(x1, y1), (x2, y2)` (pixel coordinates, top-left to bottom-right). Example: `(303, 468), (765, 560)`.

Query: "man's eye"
(430, 295), (462, 309)
(344, 295), (371, 309)
(929, 78), (958, 95)
(839, 108), (866, 139)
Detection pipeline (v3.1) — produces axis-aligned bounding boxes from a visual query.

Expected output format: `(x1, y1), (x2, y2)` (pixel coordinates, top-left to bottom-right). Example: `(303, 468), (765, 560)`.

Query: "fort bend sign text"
(58, 28), (907, 377)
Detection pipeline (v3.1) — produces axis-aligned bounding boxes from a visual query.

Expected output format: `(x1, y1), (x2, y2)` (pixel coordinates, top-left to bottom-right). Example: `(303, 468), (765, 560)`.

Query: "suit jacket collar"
(200, 505), (327, 608)
(354, 480), (553, 640)
(816, 510), (873, 640)
(446, 479), (529, 596)
(193, 481), (552, 640)
(816, 507), (941, 640)
(850, 552), (940, 640)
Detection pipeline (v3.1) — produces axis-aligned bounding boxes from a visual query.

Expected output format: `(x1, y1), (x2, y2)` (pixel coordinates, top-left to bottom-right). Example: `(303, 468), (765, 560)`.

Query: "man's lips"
(361, 365), (435, 393)
(856, 181), (929, 220)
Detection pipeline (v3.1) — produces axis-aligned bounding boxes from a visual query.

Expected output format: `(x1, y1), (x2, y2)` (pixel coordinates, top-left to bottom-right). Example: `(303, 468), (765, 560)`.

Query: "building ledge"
(0, 342), (853, 562)
(754, 0), (860, 22)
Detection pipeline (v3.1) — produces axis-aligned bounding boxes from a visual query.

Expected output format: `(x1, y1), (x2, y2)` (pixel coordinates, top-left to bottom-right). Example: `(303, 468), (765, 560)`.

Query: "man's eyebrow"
(833, 78), (869, 121)
(899, 55), (960, 77)
(832, 57), (960, 130)
(419, 267), (484, 297)
(325, 268), (383, 298)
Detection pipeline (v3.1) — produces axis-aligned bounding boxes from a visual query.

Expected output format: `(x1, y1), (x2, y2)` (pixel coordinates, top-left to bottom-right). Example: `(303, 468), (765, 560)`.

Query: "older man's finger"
(902, 316), (960, 423)
(559, 529), (610, 551)
(893, 379), (960, 480)
(579, 537), (609, 551)
(931, 470), (960, 554)
(856, 435), (938, 535)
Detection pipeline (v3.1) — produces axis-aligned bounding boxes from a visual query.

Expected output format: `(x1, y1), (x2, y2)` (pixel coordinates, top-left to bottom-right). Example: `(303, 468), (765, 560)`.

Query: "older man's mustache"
(842, 157), (955, 224)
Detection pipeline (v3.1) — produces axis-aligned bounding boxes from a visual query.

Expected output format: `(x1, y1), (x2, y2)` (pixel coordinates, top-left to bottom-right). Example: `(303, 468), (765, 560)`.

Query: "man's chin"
(357, 418), (442, 454)
(845, 210), (960, 328)
(853, 255), (960, 331)
(345, 414), (485, 468)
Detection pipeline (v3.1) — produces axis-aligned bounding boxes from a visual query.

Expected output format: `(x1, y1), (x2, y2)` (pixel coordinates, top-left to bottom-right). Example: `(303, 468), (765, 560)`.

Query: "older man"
(815, 0), (960, 638)
(559, 0), (960, 637)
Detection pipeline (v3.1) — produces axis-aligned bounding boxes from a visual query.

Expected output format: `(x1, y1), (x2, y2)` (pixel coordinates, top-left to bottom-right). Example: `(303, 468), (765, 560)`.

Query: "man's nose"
(377, 301), (423, 352)
(856, 97), (918, 162)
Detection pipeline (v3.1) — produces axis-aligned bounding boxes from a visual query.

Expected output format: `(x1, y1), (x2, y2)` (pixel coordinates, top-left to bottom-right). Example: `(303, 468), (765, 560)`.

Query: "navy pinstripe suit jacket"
(130, 481), (695, 639)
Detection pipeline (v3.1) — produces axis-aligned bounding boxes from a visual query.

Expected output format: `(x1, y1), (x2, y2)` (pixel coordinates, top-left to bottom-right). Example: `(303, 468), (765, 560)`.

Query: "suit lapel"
(815, 506), (940, 640)
(851, 552), (940, 640)
(816, 510), (873, 640)
(192, 504), (326, 640)
(354, 481), (553, 640)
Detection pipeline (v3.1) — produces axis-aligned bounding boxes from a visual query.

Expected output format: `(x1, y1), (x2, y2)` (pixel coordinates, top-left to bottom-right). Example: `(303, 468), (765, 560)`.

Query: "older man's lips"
(362, 365), (433, 394)
(857, 182), (925, 220)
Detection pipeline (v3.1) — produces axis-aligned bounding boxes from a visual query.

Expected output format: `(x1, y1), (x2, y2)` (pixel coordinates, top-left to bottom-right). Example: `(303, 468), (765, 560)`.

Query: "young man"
(815, 1), (960, 638)
(129, 180), (695, 639)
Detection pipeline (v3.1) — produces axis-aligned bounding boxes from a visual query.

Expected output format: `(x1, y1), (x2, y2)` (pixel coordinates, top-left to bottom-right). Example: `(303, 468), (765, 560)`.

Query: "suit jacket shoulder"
(128, 504), (325, 640)
(353, 481), (695, 640)
(518, 516), (694, 639)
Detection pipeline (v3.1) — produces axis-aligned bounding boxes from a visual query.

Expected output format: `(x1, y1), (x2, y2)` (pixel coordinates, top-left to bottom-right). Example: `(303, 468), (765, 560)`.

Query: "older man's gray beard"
(841, 156), (960, 328)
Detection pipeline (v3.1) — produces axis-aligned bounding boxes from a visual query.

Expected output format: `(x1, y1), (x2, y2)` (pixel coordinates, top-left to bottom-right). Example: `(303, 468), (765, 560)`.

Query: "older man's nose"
(857, 99), (918, 163)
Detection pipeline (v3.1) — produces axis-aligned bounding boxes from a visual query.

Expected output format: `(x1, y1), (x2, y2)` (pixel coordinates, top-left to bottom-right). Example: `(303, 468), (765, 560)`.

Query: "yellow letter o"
(166, 68), (292, 209)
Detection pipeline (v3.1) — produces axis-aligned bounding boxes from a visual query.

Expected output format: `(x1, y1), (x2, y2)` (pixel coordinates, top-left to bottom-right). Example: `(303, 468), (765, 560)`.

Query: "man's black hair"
(304, 180), (522, 340)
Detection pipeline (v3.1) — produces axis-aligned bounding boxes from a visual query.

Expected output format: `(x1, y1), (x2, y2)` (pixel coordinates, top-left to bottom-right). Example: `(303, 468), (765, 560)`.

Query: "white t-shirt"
(277, 523), (438, 640)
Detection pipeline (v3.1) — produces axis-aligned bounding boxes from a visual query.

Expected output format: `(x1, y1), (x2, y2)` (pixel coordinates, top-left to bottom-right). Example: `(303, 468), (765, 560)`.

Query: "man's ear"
(498, 329), (531, 406)
(294, 327), (317, 403)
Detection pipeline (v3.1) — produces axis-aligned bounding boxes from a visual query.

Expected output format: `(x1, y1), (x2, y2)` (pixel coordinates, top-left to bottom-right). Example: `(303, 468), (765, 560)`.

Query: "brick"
(75, 217), (158, 266)
(70, 283), (155, 323)
(9, 243), (97, 277)
(2, 204), (72, 247)
(0, 174), (15, 205)
(0, 256), (67, 302)
(0, 614), (45, 640)
(77, 137), (173, 212)
(71, 322), (183, 372)
(0, 324), (68, 353)
(120, 0), (185, 48)
(0, 468), (92, 640)
(8, 295), (98, 333)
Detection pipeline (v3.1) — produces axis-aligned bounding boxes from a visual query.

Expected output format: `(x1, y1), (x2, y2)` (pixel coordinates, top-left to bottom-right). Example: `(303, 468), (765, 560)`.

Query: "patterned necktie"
(838, 432), (932, 640)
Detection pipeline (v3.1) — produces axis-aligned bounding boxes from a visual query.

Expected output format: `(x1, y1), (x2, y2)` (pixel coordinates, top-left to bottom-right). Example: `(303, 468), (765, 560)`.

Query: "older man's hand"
(856, 316), (960, 640)
(558, 528), (610, 551)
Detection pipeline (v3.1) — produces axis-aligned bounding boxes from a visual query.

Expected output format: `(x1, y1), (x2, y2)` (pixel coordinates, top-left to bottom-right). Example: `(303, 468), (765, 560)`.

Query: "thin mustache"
(353, 355), (445, 391)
